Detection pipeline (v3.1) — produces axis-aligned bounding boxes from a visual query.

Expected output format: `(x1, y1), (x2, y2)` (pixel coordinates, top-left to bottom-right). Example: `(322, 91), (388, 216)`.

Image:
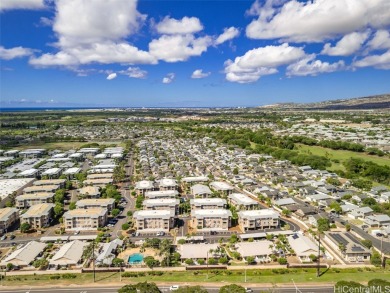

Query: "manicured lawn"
(2, 268), (390, 286)
(295, 144), (390, 171)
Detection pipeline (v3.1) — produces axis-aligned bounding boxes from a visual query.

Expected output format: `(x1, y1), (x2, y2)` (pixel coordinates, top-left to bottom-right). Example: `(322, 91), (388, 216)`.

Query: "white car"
(245, 288), (253, 293)
(169, 285), (180, 291)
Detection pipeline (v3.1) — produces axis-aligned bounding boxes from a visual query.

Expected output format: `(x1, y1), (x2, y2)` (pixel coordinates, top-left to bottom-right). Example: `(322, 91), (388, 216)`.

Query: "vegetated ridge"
(260, 94), (390, 110)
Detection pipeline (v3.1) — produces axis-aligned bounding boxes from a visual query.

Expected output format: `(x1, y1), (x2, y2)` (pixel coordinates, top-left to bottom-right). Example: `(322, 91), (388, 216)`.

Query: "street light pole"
(92, 240), (96, 283)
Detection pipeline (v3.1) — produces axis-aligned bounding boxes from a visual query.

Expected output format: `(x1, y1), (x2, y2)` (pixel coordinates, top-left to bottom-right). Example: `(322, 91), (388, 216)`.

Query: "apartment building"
(190, 184), (212, 198)
(135, 180), (156, 195)
(158, 178), (178, 191)
(21, 203), (54, 229)
(33, 179), (66, 189)
(144, 190), (179, 199)
(228, 193), (259, 210)
(16, 192), (54, 209)
(23, 185), (59, 194)
(0, 207), (19, 232)
(63, 208), (108, 231)
(209, 181), (234, 196)
(190, 198), (227, 210)
(133, 210), (175, 232)
(238, 209), (280, 231)
(143, 198), (180, 215)
(76, 198), (115, 212)
(191, 209), (232, 231)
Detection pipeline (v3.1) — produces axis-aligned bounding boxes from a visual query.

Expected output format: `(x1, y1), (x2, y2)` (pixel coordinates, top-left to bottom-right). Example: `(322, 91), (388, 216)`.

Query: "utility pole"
(317, 231), (321, 277)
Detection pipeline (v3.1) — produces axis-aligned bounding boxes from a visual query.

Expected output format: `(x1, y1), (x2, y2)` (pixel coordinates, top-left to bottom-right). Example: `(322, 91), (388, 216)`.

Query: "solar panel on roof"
(344, 233), (359, 244)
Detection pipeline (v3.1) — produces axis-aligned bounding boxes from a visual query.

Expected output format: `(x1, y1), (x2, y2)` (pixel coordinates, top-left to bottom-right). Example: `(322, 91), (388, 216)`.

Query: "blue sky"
(1, 0), (390, 107)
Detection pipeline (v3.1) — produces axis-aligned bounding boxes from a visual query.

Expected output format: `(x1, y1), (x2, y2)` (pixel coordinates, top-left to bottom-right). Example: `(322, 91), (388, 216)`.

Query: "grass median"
(2, 267), (390, 287)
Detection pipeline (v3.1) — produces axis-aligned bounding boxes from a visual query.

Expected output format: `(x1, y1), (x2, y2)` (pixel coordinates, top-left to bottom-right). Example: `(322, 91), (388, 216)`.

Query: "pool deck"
(119, 247), (161, 262)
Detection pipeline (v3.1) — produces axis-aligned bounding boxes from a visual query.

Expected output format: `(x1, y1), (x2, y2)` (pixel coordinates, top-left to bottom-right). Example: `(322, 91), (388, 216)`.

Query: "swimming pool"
(128, 253), (144, 264)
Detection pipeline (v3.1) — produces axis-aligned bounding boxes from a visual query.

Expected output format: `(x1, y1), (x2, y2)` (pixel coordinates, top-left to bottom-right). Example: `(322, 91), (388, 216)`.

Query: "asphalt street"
(0, 285), (335, 293)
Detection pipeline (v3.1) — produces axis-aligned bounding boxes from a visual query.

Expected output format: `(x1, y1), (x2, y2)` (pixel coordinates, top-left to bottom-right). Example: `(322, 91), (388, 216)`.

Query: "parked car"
(169, 285), (179, 291)
(0, 235), (7, 241)
(9, 234), (15, 240)
(156, 231), (165, 236)
(245, 288), (253, 293)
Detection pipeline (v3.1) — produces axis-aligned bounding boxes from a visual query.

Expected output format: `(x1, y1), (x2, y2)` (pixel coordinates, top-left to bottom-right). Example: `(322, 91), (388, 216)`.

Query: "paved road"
(0, 285), (335, 293)
(111, 153), (135, 239)
(334, 218), (390, 255)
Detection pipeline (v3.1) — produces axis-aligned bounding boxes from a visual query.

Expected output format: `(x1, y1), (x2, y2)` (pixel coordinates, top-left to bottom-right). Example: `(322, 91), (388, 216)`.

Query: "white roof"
(0, 178), (35, 200)
(69, 152), (83, 158)
(235, 241), (273, 257)
(143, 198), (179, 206)
(210, 181), (233, 191)
(159, 178), (178, 187)
(91, 164), (117, 169)
(18, 168), (38, 177)
(50, 240), (87, 266)
(182, 176), (208, 183)
(287, 234), (318, 256)
(178, 243), (219, 259)
(42, 168), (62, 176)
(63, 167), (81, 175)
(228, 193), (258, 205)
(191, 198), (226, 205)
(133, 209), (174, 219)
(191, 184), (212, 195)
(145, 190), (178, 198)
(136, 180), (155, 189)
(1, 241), (46, 266)
(274, 198), (296, 206)
(192, 209), (232, 218)
(238, 209), (280, 220)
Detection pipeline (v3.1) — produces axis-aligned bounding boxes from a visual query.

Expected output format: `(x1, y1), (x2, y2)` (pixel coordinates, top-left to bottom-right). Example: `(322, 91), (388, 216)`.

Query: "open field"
(13, 141), (124, 151)
(2, 268), (390, 286)
(295, 144), (390, 171)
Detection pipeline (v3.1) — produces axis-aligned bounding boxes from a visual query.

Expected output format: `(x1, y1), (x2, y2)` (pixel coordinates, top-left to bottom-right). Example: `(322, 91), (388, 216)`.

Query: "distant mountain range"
(260, 94), (390, 110)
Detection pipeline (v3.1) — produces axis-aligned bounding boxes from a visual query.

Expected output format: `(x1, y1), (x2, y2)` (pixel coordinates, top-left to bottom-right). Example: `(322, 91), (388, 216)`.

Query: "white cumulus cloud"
(286, 55), (345, 76)
(367, 30), (390, 50)
(246, 0), (390, 42)
(149, 34), (212, 62)
(224, 43), (305, 83)
(321, 31), (370, 56)
(30, 0), (156, 67)
(0, 46), (35, 60)
(354, 50), (390, 69)
(0, 0), (46, 11)
(162, 73), (175, 84)
(191, 69), (210, 79)
(155, 16), (203, 35)
(215, 27), (240, 45)
(106, 73), (117, 80)
(119, 67), (147, 79)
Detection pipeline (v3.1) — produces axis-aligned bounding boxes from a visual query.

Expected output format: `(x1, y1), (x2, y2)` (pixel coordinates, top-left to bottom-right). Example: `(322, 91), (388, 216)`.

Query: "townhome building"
(238, 209), (280, 231)
(63, 208), (108, 231)
(21, 203), (54, 229)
